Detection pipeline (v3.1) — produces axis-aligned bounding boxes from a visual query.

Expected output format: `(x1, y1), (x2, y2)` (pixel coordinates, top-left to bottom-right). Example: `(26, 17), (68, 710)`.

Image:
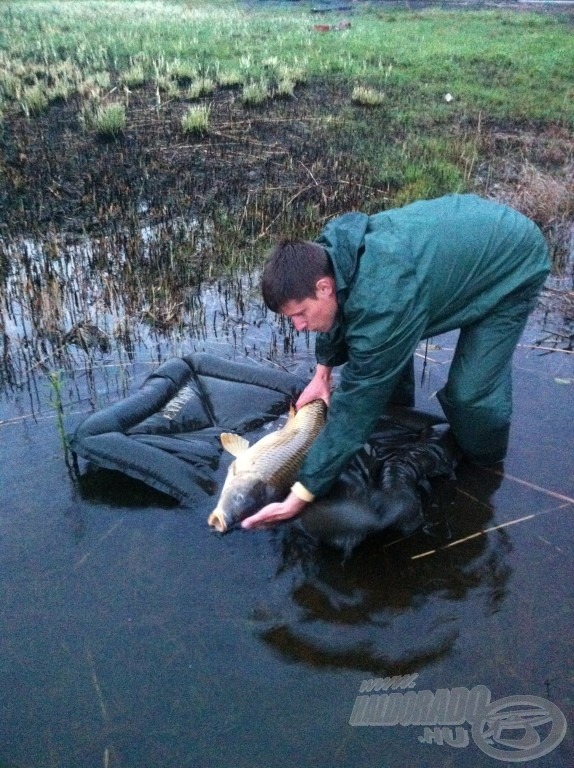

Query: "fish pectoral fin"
(221, 432), (250, 457)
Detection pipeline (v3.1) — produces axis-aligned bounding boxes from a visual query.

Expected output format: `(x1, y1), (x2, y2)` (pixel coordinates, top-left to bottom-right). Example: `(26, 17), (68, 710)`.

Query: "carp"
(208, 399), (327, 532)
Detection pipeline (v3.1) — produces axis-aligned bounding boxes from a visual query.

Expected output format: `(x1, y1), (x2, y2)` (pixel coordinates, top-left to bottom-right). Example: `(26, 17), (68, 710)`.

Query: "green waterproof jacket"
(296, 194), (550, 497)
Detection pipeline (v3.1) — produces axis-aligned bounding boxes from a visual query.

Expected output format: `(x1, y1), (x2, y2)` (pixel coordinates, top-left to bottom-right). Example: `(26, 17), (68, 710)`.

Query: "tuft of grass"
(241, 80), (269, 107)
(279, 64), (307, 85)
(155, 75), (179, 97)
(46, 80), (74, 103)
(82, 102), (126, 138)
(218, 70), (243, 89)
(187, 77), (215, 100)
(121, 63), (147, 88)
(0, 69), (21, 100)
(170, 59), (199, 84)
(181, 103), (210, 135)
(275, 78), (295, 99)
(93, 72), (111, 88)
(495, 161), (574, 237)
(20, 83), (49, 116)
(351, 85), (385, 106)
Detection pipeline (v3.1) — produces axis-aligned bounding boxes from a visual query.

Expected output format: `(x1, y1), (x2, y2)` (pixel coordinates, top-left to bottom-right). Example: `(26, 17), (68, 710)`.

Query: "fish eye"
(232, 492), (245, 506)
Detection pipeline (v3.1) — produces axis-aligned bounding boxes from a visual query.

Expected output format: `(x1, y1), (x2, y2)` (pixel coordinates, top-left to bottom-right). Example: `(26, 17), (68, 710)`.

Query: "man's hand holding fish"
(295, 364), (332, 409)
(240, 491), (309, 529)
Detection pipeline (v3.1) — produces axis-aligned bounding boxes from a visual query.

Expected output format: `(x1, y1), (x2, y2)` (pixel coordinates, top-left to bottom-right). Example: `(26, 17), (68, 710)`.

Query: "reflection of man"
(242, 194), (549, 530)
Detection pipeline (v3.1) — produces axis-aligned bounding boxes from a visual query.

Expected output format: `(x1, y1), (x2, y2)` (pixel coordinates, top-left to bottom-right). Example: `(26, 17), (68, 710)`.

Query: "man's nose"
(292, 318), (306, 332)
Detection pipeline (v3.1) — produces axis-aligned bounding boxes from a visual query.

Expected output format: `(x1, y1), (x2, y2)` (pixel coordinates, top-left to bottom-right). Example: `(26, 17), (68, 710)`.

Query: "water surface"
(1, 283), (572, 766)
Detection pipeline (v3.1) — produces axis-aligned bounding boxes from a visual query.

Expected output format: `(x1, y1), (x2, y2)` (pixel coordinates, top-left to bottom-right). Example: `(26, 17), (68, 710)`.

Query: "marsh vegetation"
(0, 0), (572, 413)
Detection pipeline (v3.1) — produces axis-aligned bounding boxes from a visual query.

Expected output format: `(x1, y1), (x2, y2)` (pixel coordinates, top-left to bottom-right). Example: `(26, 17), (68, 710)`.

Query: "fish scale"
(234, 416), (323, 486)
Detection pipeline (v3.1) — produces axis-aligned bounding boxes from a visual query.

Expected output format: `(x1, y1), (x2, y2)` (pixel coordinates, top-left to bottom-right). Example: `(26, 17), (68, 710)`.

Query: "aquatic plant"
(48, 370), (72, 465)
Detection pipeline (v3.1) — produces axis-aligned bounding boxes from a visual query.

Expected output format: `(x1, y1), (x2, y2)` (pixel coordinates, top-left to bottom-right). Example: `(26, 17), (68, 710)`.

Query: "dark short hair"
(261, 239), (333, 312)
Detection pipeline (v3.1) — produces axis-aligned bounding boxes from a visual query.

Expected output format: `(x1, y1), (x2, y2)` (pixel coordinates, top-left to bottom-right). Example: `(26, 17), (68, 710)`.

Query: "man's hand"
(296, 364), (333, 409)
(241, 492), (308, 530)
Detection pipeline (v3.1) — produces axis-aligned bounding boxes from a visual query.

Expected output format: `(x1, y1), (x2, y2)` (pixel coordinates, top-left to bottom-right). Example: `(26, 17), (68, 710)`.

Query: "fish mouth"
(207, 510), (228, 532)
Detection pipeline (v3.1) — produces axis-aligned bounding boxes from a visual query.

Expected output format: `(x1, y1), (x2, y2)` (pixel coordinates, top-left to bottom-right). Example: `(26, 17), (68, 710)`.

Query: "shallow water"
(0, 272), (572, 767)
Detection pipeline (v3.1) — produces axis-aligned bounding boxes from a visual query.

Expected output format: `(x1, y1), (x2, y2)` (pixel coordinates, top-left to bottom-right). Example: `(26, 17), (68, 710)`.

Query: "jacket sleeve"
(297, 233), (429, 497)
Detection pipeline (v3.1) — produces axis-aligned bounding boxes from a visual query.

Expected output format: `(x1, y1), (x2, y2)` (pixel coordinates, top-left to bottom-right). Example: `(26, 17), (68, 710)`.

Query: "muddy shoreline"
(1, 79), (573, 239)
(0, 75), (572, 396)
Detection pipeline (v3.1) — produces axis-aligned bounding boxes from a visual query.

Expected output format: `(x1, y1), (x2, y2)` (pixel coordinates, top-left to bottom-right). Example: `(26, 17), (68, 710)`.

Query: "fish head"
(207, 471), (277, 532)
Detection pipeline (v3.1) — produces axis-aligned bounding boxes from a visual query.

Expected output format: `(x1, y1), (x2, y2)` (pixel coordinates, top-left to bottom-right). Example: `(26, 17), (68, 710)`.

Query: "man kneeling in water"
(242, 194), (550, 530)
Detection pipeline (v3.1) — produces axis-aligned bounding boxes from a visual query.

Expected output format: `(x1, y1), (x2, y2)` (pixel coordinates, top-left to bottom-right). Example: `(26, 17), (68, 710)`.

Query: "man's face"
(280, 278), (338, 333)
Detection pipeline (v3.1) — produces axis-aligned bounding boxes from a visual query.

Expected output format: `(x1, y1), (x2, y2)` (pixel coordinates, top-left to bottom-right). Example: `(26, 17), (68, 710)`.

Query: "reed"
(48, 370), (72, 465)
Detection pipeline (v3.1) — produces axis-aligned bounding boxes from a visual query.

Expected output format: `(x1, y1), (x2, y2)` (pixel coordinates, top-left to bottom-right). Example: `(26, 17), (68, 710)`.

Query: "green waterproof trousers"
(436, 278), (546, 465)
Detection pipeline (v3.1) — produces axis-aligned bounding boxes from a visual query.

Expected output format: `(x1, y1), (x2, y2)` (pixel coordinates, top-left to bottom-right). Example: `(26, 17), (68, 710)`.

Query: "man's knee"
(436, 387), (511, 465)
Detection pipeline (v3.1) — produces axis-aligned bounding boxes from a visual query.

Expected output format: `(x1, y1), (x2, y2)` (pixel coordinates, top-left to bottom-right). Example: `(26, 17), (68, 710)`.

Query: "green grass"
(0, 1), (572, 247)
(0, 2), (571, 125)
(82, 101), (126, 137)
(241, 79), (269, 106)
(187, 76), (215, 99)
(351, 85), (385, 107)
(181, 103), (210, 134)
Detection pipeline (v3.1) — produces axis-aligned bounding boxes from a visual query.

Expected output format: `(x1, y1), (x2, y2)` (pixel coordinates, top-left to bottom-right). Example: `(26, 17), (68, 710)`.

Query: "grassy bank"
(2, 2), (573, 121)
(1, 1), (573, 116)
(1, 2), (573, 216)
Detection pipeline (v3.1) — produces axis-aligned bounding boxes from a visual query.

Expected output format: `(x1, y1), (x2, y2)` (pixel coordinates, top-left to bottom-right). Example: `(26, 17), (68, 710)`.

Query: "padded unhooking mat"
(70, 353), (458, 549)
(69, 353), (306, 503)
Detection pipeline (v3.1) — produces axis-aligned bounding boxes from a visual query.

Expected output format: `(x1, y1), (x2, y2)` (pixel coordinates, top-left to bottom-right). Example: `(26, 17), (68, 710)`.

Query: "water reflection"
(0, 224), (312, 427)
(255, 465), (511, 675)
(77, 468), (181, 510)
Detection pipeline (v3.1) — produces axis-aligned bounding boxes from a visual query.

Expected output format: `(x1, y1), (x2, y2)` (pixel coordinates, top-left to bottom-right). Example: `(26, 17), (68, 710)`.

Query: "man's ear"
(315, 277), (335, 297)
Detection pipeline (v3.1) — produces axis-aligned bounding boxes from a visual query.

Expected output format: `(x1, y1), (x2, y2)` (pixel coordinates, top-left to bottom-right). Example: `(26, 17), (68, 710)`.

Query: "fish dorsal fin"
(220, 432), (250, 457)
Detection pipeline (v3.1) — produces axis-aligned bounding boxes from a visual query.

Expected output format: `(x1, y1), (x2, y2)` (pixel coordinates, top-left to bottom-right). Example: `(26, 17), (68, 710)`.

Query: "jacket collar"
(315, 212), (369, 300)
